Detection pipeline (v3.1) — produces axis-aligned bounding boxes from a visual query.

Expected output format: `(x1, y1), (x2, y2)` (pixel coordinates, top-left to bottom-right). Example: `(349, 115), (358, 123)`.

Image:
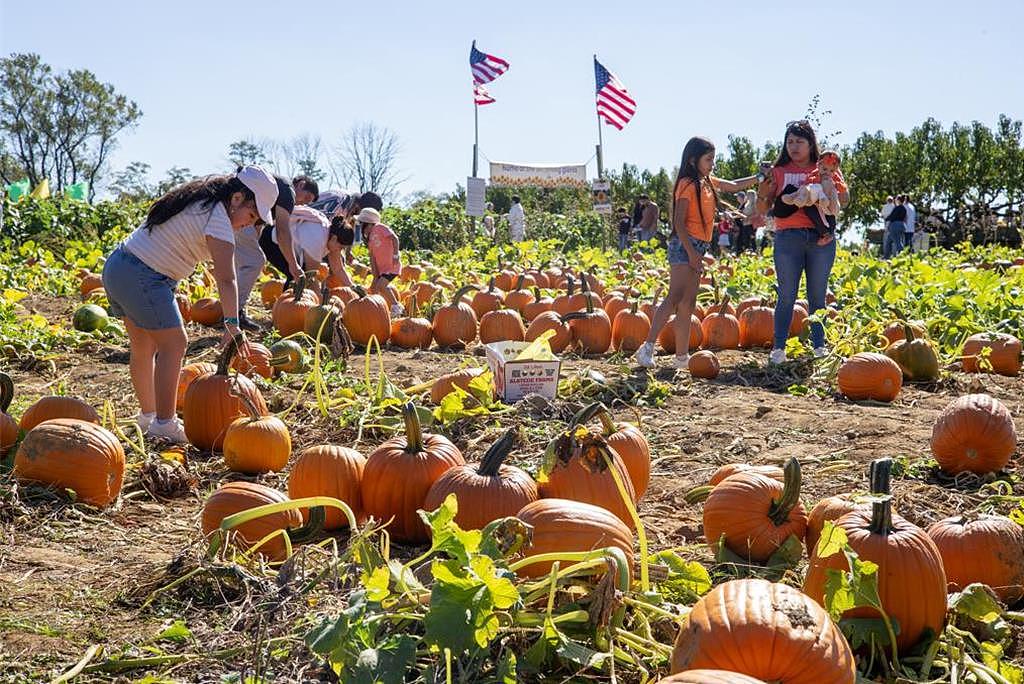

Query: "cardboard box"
(484, 341), (561, 402)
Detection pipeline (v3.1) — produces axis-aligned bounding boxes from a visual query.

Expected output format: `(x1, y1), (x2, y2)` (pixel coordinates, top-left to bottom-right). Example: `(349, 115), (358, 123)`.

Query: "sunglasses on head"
(786, 119), (811, 129)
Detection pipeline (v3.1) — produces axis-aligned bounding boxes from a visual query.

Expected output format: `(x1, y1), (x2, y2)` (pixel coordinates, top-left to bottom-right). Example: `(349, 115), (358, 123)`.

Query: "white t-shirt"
(904, 202), (916, 232)
(123, 201), (235, 281)
(273, 206), (330, 265)
(508, 203), (525, 241)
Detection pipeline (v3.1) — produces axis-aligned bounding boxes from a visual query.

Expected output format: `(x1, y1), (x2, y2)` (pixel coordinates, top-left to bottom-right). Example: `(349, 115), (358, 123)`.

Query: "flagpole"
(594, 55), (604, 180)
(473, 101), (479, 178)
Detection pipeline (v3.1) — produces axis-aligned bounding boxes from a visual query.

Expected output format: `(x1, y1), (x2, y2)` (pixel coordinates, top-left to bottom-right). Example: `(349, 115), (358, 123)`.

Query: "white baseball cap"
(236, 165), (278, 224)
(356, 207), (381, 225)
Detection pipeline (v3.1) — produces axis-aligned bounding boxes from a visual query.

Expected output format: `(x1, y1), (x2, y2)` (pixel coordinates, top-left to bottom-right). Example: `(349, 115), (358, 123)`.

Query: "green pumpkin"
(73, 304), (109, 332)
(885, 324), (940, 381)
(269, 340), (307, 374)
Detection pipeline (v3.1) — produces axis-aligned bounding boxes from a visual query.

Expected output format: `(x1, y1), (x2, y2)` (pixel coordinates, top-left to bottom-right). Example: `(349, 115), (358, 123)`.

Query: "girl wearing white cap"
(101, 165), (277, 443)
(356, 207), (404, 316)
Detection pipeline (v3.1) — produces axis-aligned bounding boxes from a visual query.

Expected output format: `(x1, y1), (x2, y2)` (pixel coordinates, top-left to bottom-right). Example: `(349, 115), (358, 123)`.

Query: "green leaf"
(153, 619), (192, 643)
(555, 635), (610, 670)
(1009, 504), (1024, 527)
(361, 566), (391, 603)
(418, 493), (482, 564)
(838, 617), (897, 651)
(496, 651), (517, 684)
(523, 617), (559, 669)
(424, 554), (520, 654)
(823, 568), (856, 620)
(766, 534), (804, 569)
(650, 550), (712, 600)
(949, 583), (1011, 641)
(470, 555), (519, 610)
(349, 634), (418, 684)
(815, 521), (848, 559)
(980, 641), (1023, 683)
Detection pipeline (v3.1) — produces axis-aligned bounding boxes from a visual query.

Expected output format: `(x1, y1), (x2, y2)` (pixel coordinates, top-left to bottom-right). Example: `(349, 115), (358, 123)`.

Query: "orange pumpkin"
(471, 278), (505, 320)
(79, 273), (104, 298)
(603, 294), (630, 323)
(479, 308), (526, 344)
(551, 276), (578, 316)
(432, 285), (479, 348)
(805, 494), (860, 557)
(176, 293), (192, 323)
(288, 445), (366, 529)
(13, 418), (125, 508)
(342, 286), (391, 347)
(272, 276), (320, 337)
(389, 295), (433, 350)
(430, 367), (490, 404)
(882, 320), (927, 346)
(689, 350), (720, 379)
(564, 296), (612, 355)
(656, 671), (766, 684)
(670, 579), (855, 683)
(191, 298), (224, 327)
(515, 498), (634, 579)
(581, 402), (651, 500)
(525, 311), (573, 354)
(0, 373), (17, 458)
(222, 392), (291, 474)
(701, 296), (740, 350)
(738, 302), (774, 349)
(788, 304), (808, 337)
(230, 342), (274, 380)
(658, 314), (703, 354)
(201, 482), (302, 562)
(521, 288), (554, 322)
(503, 275), (535, 315)
(611, 302), (651, 353)
(360, 403), (465, 543)
(961, 332), (1022, 376)
(260, 279), (285, 308)
(424, 429), (538, 531)
(176, 361), (217, 413)
(19, 396), (99, 433)
(708, 463), (784, 487)
(927, 514), (1024, 604)
(930, 393), (1016, 475)
(836, 352), (902, 402)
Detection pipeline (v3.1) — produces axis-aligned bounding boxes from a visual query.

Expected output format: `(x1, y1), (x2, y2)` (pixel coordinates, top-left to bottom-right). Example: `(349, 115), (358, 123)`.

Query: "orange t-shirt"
(770, 163), (848, 230)
(673, 177), (718, 242)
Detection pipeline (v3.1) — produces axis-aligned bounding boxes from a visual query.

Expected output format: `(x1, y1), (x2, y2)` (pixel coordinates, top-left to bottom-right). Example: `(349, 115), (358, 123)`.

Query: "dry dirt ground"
(1, 294), (1022, 682)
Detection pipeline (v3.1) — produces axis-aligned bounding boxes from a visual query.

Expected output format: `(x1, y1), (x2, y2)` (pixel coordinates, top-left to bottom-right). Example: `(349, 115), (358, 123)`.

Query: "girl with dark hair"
(101, 166), (277, 443)
(259, 207), (355, 288)
(635, 137), (759, 369)
(756, 121), (849, 364)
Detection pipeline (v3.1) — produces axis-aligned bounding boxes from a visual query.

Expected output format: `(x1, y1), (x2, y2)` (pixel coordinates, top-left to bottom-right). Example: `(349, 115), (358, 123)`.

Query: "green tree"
(157, 166), (193, 195)
(109, 161), (153, 202)
(227, 138), (269, 168)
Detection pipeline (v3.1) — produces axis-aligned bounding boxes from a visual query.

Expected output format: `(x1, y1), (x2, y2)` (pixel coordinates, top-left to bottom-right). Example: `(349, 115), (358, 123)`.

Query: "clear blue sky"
(2, 0), (1022, 200)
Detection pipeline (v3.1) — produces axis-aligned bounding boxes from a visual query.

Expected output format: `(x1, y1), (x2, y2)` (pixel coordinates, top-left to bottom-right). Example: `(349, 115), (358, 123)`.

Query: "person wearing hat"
(356, 207), (404, 317)
(101, 165), (276, 443)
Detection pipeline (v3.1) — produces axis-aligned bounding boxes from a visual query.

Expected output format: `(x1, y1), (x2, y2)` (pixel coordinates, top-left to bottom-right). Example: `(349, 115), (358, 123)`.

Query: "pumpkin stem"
(719, 292), (731, 315)
(408, 294), (418, 318)
(292, 274), (308, 301)
(287, 505), (325, 544)
(0, 372), (12, 412)
(216, 334), (243, 375)
(903, 324), (916, 343)
(566, 275), (575, 296)
(533, 287), (542, 301)
(650, 286), (661, 307)
(230, 375), (264, 421)
(767, 457), (802, 526)
(487, 277), (496, 294)
(515, 274), (525, 292)
(868, 458), (894, 534)
(401, 401), (424, 452)
(352, 284), (367, 298)
(629, 300), (639, 315)
(478, 429), (517, 477)
(571, 401), (608, 427)
(451, 284), (479, 306)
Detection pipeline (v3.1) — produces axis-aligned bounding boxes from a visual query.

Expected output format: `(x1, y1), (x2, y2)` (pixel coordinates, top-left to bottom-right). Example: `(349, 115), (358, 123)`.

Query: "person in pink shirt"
(356, 208), (403, 316)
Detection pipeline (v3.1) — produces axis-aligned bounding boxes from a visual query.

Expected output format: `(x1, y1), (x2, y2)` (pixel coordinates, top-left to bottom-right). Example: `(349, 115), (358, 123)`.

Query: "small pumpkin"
(230, 342), (274, 379)
(738, 300), (773, 349)
(522, 287), (554, 322)
(260, 279), (285, 308)
(430, 367), (490, 404)
(930, 393), (1016, 475)
(884, 324), (940, 381)
(272, 276), (320, 337)
(176, 361), (217, 413)
(268, 339), (307, 374)
(611, 301), (651, 353)
(342, 286), (391, 347)
(708, 463), (783, 487)
(471, 278), (505, 320)
(72, 304), (109, 332)
(390, 295), (433, 350)
(658, 314), (703, 354)
(689, 350), (720, 379)
(0, 372), (17, 457)
(701, 295), (740, 350)
(79, 273), (104, 298)
(200, 482), (304, 562)
(576, 402), (651, 500)
(222, 391), (291, 474)
(961, 332), (1022, 376)
(19, 395), (100, 433)
(882, 319), (928, 346)
(551, 276), (578, 316)
(432, 285), (479, 348)
(304, 283), (344, 343)
(479, 308), (526, 344)
(927, 514), (1024, 604)
(288, 445), (366, 530)
(805, 494), (860, 557)
(503, 275), (535, 315)
(836, 352), (902, 402)
(192, 298), (224, 327)
(176, 293), (192, 322)
(424, 429), (538, 531)
(515, 498), (634, 579)
(525, 311), (573, 354)
(564, 295), (612, 355)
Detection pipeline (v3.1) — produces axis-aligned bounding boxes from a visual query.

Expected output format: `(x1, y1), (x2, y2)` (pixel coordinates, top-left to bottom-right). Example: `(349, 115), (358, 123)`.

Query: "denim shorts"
(101, 245), (183, 330)
(667, 235), (710, 265)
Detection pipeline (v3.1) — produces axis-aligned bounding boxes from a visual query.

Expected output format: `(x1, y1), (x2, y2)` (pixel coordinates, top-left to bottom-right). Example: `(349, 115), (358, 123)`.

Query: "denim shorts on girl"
(667, 235), (710, 265)
(101, 245), (183, 330)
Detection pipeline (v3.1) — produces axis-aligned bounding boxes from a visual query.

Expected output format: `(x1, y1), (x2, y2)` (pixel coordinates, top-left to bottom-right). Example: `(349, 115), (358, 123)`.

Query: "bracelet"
(223, 317), (240, 326)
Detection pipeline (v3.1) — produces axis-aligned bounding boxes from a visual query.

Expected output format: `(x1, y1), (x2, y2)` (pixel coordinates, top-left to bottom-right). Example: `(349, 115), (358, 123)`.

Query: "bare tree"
(330, 122), (405, 201)
(271, 133), (326, 181)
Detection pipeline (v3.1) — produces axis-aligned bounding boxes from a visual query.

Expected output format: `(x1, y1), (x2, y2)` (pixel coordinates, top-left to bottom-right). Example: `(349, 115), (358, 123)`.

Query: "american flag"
(594, 58), (636, 130)
(470, 40), (509, 85)
(473, 83), (496, 106)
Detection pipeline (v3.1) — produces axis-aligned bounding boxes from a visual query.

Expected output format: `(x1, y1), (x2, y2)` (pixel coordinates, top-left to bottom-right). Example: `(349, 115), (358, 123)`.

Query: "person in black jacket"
(883, 196), (908, 258)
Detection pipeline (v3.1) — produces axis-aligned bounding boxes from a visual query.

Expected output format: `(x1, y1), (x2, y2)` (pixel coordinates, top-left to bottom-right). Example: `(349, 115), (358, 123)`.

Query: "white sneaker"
(812, 346), (828, 359)
(769, 349), (787, 365)
(635, 342), (656, 368)
(673, 354), (690, 369)
(147, 417), (188, 444)
(136, 411), (156, 432)
(390, 303), (405, 318)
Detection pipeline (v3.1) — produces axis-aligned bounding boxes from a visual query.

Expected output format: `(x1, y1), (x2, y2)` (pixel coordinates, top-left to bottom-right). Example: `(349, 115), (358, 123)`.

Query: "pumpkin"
(525, 311), (573, 354)
(572, 274), (604, 311)
(788, 304), (808, 337)
(360, 402), (465, 543)
(471, 278), (505, 320)
(733, 296), (764, 321)
(400, 263), (423, 283)
(200, 482), (303, 562)
(708, 463), (783, 487)
(390, 295), (433, 350)
(658, 314), (703, 354)
(579, 402), (651, 500)
(836, 352), (902, 402)
(882, 320), (927, 346)
(183, 337), (268, 452)
(670, 578), (855, 684)
(0, 372), (17, 457)
(538, 423), (637, 529)
(13, 418), (125, 508)
(288, 445), (366, 529)
(961, 332), (1022, 376)
(930, 393), (1017, 475)
(304, 285), (344, 344)
(515, 498), (634, 579)
(424, 429), (538, 531)
(551, 276), (578, 316)
(230, 342), (274, 379)
(927, 514), (1024, 603)
(611, 302), (651, 353)
(522, 288), (554, 322)
(656, 671), (765, 684)
(19, 395), (99, 433)
(479, 308), (526, 344)
(72, 304), (109, 332)
(432, 285), (479, 348)
(222, 391), (290, 474)
(412, 278), (443, 305)
(689, 350), (720, 379)
(268, 340), (307, 374)
(176, 362), (217, 413)
(884, 324), (940, 380)
(272, 276), (321, 337)
(604, 294), (630, 323)
(191, 298), (224, 327)
(79, 273), (104, 298)
(805, 494), (860, 557)
(430, 367), (490, 404)
(564, 295), (612, 355)
(493, 267), (515, 292)
(804, 458), (947, 652)
(701, 296), (740, 350)
(503, 275), (535, 315)
(581, 269), (606, 299)
(703, 458), (807, 563)
(176, 293), (192, 323)
(738, 302), (773, 349)
(260, 279), (285, 307)
(342, 286), (391, 347)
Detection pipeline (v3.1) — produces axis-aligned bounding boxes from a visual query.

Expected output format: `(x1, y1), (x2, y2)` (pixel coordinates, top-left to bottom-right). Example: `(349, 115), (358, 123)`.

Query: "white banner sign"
(466, 177), (486, 217)
(591, 179), (612, 214)
(489, 161), (587, 188)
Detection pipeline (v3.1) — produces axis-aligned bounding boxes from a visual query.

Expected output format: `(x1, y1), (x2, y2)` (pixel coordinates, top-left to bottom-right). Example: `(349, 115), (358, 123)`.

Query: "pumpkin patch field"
(2, 229), (1024, 682)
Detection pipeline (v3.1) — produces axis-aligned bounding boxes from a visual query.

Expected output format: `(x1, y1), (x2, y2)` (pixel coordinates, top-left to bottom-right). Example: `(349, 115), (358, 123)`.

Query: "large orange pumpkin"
(423, 429), (538, 531)
(176, 361), (217, 413)
(0, 372), (17, 458)
(390, 295), (433, 350)
(656, 671), (766, 684)
(191, 298), (224, 327)
(611, 302), (651, 353)
(342, 287), (391, 347)
(479, 308), (526, 344)
(360, 403), (465, 543)
(836, 352), (902, 402)
(670, 579), (855, 684)
(804, 459), (947, 652)
(515, 498), (634, 579)
(702, 458), (807, 563)
(961, 332), (1022, 376)
(576, 402), (651, 500)
(564, 297), (612, 355)
(927, 514), (1024, 604)
(288, 445), (366, 529)
(14, 418), (125, 508)
(432, 285), (479, 348)
(701, 296), (740, 350)
(930, 393), (1016, 475)
(471, 278), (505, 320)
(708, 463), (783, 487)
(272, 276), (321, 337)
(222, 392), (290, 474)
(525, 311), (573, 354)
(230, 342), (274, 380)
(738, 302), (773, 349)
(19, 395), (99, 433)
(201, 481), (303, 562)
(658, 314), (703, 354)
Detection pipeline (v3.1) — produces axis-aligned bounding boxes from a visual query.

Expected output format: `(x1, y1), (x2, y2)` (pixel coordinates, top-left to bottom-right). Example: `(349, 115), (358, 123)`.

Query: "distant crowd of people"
(879, 193), (928, 256)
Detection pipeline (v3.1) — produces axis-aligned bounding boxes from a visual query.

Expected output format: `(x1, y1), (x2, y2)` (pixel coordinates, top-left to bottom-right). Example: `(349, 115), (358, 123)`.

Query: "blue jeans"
(883, 222), (906, 258)
(773, 229), (836, 349)
(667, 235), (709, 265)
(102, 245), (183, 330)
(617, 232), (629, 252)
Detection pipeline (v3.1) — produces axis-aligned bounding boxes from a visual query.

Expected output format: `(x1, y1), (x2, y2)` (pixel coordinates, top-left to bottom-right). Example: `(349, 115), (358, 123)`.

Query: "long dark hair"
(774, 121), (821, 167)
(674, 136), (720, 229)
(143, 175), (255, 230)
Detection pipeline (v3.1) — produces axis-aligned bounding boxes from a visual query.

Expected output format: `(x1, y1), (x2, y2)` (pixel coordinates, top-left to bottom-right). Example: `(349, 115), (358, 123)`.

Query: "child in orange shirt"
(355, 208), (403, 317)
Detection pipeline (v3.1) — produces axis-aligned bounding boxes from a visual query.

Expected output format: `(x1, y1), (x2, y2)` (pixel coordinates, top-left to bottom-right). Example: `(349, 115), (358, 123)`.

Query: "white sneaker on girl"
(673, 354), (690, 369)
(769, 349), (787, 365)
(812, 346), (829, 358)
(147, 417), (188, 444)
(136, 411), (156, 432)
(635, 342), (656, 368)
